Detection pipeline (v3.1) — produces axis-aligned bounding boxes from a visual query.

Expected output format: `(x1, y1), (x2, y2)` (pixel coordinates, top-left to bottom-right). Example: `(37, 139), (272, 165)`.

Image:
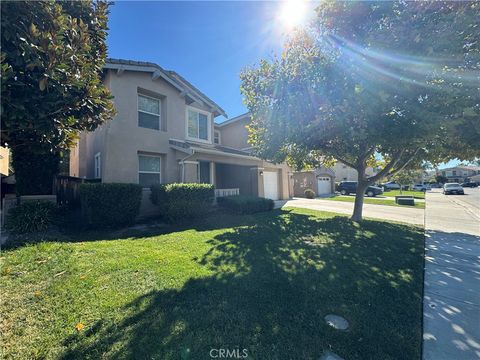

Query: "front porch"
(171, 139), (291, 200)
(183, 160), (261, 198)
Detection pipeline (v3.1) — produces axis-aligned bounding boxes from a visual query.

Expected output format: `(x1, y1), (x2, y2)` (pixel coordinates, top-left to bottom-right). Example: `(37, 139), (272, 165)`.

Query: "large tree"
(241, 1), (480, 221)
(1, 0), (115, 195)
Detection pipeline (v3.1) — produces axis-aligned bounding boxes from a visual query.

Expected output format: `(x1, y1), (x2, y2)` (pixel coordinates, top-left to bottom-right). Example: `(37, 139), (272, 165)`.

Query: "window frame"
(138, 154), (161, 188)
(185, 106), (212, 143)
(94, 152), (101, 179)
(138, 93), (161, 131)
(214, 130), (221, 144)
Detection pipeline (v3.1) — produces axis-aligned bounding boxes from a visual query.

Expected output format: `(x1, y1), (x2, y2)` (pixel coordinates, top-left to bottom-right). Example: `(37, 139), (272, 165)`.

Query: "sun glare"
(278, 0), (309, 30)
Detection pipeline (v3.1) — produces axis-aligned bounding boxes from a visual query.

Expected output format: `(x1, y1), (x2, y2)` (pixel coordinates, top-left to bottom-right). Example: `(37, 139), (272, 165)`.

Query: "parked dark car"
(461, 182), (478, 188)
(337, 181), (384, 197)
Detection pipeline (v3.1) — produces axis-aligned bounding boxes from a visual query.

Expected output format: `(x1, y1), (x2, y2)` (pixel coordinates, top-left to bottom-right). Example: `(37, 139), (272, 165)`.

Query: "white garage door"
(263, 171), (279, 200)
(317, 177), (331, 195)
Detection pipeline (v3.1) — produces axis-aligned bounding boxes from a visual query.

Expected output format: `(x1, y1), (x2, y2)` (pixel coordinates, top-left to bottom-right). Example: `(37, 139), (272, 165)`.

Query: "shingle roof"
(215, 112), (250, 127)
(105, 58), (226, 117)
(168, 139), (255, 158)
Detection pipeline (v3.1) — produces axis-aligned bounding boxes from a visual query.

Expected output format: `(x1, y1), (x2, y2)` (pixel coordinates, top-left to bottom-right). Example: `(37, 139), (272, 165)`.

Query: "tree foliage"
(241, 1), (480, 220)
(1, 1), (115, 194)
(391, 169), (425, 190)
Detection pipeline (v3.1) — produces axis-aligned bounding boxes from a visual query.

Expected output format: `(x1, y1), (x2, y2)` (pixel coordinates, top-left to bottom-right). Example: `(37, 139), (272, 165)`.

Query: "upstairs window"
(138, 94), (160, 130)
(187, 108), (210, 141)
(214, 131), (221, 144)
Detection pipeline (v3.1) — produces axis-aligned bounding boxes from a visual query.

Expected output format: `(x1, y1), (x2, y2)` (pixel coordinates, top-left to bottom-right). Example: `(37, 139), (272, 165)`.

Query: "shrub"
(150, 184), (168, 213)
(161, 183), (214, 222)
(304, 189), (315, 199)
(5, 200), (56, 234)
(217, 195), (274, 214)
(80, 183), (142, 228)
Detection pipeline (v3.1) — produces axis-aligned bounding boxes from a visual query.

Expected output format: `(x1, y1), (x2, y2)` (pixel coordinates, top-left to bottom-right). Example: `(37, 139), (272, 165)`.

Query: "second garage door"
(263, 171), (279, 200)
(317, 176), (331, 195)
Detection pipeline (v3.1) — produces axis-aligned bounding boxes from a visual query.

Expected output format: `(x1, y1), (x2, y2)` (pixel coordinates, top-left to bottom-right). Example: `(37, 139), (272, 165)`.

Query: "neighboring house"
(293, 162), (377, 197)
(437, 166), (480, 183)
(293, 167), (335, 197)
(332, 162), (377, 182)
(70, 59), (292, 212)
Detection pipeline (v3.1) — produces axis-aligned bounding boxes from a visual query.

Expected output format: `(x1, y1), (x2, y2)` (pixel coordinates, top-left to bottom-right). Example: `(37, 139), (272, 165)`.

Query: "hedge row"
(217, 195), (274, 214)
(151, 183), (214, 222)
(80, 183), (142, 228)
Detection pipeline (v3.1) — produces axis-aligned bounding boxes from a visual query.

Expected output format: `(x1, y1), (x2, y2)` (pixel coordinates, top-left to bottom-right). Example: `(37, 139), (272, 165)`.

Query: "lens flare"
(278, 0), (309, 30)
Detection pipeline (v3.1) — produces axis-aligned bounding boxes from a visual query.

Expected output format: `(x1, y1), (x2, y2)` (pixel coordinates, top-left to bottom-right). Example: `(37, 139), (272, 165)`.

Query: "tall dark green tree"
(241, 1), (480, 221)
(1, 1), (115, 195)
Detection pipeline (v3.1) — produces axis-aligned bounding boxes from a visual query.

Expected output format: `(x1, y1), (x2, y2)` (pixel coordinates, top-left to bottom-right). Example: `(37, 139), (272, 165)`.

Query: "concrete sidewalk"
(277, 197), (424, 225)
(423, 189), (480, 360)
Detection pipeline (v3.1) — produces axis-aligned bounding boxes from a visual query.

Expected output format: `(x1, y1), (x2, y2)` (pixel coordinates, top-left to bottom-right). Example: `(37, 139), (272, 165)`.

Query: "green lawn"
(383, 190), (426, 199)
(1, 208), (424, 360)
(322, 195), (425, 208)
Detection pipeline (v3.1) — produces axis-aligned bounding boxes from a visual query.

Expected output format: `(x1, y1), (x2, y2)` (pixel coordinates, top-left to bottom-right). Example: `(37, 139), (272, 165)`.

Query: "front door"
(199, 161), (211, 184)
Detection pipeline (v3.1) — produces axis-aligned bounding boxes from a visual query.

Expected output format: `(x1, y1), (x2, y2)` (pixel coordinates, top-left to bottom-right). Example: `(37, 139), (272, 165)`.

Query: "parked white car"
(443, 183), (464, 195)
(382, 181), (401, 190)
(412, 184), (431, 192)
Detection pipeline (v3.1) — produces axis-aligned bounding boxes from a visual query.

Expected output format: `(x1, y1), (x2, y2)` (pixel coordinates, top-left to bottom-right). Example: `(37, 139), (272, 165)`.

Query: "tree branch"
(381, 148), (421, 179)
(367, 148), (421, 183)
(367, 149), (405, 183)
(324, 150), (357, 169)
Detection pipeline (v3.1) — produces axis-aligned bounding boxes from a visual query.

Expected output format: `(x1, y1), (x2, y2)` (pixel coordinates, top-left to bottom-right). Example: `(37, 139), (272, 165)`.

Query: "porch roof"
(169, 139), (259, 161)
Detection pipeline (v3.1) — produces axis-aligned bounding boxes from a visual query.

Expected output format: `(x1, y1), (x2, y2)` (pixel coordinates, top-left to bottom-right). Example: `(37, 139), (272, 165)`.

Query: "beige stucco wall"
(217, 116), (250, 149)
(72, 70), (215, 185)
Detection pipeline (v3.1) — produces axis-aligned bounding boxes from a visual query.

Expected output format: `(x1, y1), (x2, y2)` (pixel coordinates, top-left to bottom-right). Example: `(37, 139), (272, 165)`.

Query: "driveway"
(278, 197), (424, 225)
(423, 188), (480, 360)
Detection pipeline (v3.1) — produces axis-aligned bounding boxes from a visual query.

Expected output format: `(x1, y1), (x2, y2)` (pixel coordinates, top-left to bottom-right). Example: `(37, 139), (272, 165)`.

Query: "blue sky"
(107, 1), (291, 122)
(106, 1), (468, 170)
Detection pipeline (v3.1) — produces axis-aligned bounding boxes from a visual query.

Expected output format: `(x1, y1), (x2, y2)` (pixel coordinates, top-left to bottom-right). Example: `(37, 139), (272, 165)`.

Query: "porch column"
(210, 161), (215, 186)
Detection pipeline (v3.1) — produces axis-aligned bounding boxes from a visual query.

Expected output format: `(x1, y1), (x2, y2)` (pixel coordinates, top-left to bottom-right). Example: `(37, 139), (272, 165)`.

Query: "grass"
(0, 208), (424, 360)
(322, 195), (425, 208)
(383, 190), (426, 199)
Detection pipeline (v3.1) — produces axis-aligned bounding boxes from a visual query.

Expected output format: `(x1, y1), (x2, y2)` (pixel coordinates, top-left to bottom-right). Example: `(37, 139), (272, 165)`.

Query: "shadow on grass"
(59, 209), (424, 360)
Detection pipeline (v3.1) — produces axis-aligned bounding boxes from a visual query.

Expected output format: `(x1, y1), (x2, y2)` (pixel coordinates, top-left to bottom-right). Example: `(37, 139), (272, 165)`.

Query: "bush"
(5, 200), (56, 234)
(80, 183), (142, 228)
(150, 184), (168, 213)
(217, 195), (274, 214)
(160, 183), (214, 222)
(304, 188), (315, 199)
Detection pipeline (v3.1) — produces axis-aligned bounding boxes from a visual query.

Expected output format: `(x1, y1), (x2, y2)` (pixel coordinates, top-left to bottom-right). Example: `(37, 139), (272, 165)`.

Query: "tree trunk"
(351, 181), (368, 222)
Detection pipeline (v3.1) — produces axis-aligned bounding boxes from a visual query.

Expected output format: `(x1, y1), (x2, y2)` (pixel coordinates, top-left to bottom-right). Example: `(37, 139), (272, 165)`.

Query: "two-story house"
(437, 166), (480, 183)
(70, 59), (292, 212)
